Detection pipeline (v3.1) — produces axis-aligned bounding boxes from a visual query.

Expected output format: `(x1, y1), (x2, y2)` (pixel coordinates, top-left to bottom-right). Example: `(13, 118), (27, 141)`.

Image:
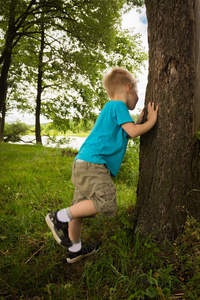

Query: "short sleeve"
(115, 102), (134, 125)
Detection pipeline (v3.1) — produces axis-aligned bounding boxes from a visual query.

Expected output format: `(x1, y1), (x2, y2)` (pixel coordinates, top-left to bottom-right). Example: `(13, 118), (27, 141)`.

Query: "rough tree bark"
(134, 0), (200, 241)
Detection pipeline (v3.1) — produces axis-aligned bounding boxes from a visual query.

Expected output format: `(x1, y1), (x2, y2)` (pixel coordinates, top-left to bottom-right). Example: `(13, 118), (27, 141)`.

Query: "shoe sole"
(45, 214), (62, 246)
(66, 249), (96, 264)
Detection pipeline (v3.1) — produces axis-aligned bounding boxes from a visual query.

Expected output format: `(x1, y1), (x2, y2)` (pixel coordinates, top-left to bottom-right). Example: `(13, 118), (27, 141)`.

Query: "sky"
(122, 6), (148, 112)
(6, 6), (148, 125)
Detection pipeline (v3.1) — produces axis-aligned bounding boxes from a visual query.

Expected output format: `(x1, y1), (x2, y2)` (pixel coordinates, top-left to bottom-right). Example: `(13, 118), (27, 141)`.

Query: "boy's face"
(126, 81), (139, 110)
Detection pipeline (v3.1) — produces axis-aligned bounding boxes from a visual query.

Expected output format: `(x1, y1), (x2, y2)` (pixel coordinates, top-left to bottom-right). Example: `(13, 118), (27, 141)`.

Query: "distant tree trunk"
(35, 21), (45, 145)
(0, 0), (16, 114)
(134, 0), (200, 241)
(0, 51), (12, 115)
(0, 103), (6, 142)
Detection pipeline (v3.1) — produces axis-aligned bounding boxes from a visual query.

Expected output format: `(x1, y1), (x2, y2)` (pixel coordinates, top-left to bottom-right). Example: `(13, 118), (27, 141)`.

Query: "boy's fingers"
(148, 102), (153, 110)
(147, 102), (159, 111)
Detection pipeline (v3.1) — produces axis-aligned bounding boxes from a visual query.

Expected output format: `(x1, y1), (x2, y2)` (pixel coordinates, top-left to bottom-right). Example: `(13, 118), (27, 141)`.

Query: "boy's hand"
(121, 102), (159, 138)
(136, 108), (144, 124)
(147, 102), (159, 125)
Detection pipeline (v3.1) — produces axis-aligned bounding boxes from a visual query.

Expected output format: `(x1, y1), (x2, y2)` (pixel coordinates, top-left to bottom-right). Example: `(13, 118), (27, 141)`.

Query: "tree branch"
(14, 0), (36, 31)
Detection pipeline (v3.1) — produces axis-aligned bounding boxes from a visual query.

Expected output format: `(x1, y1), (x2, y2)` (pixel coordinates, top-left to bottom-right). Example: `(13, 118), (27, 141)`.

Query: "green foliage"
(43, 119), (94, 135)
(127, 0), (145, 6)
(40, 27), (147, 130)
(4, 121), (28, 142)
(1, 143), (200, 299)
(116, 138), (140, 186)
(1, 0), (148, 135)
(41, 120), (93, 146)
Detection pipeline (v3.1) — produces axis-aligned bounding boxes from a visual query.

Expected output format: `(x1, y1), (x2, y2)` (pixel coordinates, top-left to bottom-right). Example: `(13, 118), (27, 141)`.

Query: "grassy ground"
(0, 143), (200, 299)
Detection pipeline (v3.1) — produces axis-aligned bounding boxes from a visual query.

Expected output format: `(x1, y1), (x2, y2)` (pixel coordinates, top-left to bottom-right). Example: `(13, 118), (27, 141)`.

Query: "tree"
(29, 4), (146, 142)
(134, 0), (200, 241)
(35, 10), (45, 144)
(0, 0), (37, 113)
(0, 30), (38, 142)
(0, 0), (146, 143)
(3, 120), (28, 142)
(0, 0), (127, 114)
(39, 28), (147, 131)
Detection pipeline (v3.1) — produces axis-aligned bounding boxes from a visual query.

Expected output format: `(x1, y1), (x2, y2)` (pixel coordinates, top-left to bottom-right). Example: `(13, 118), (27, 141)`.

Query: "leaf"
(146, 286), (158, 298)
(162, 287), (171, 296)
(148, 276), (158, 285)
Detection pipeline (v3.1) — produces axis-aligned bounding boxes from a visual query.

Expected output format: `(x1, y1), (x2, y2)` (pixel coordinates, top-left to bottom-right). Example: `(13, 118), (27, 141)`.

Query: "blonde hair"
(103, 67), (136, 99)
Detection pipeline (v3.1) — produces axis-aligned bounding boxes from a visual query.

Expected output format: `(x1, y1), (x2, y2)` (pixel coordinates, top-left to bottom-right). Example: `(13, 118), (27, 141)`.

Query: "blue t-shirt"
(75, 101), (134, 176)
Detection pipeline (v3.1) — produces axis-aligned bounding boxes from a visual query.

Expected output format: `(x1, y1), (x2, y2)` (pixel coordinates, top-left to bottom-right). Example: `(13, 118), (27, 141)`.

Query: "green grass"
(0, 143), (200, 299)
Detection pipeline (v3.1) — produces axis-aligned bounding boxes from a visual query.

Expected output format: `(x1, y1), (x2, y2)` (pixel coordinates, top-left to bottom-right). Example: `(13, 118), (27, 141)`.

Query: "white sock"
(68, 241), (82, 253)
(57, 208), (72, 222)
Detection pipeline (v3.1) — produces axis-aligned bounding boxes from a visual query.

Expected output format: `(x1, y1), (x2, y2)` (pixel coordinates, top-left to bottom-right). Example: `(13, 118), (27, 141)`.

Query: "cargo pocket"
(93, 184), (118, 218)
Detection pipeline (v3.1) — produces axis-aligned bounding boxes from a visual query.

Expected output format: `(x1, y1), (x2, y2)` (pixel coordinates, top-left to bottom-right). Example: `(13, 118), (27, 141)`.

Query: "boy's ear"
(126, 83), (131, 93)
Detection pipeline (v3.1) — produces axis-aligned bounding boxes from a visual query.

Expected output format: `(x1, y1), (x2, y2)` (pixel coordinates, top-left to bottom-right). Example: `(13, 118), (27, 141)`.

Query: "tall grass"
(0, 143), (200, 299)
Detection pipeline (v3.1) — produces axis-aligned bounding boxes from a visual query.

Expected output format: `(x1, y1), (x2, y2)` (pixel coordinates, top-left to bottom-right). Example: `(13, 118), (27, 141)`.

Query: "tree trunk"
(134, 0), (200, 241)
(35, 21), (45, 145)
(0, 0), (36, 115)
(0, 0), (16, 114)
(0, 103), (6, 142)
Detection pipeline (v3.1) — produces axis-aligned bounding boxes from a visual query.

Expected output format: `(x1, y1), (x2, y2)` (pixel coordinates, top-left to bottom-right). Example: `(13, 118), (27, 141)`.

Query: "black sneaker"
(45, 211), (72, 248)
(66, 243), (97, 264)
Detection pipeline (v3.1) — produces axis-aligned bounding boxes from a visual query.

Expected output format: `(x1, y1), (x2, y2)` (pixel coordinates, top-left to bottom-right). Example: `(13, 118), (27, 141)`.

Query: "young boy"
(45, 67), (158, 263)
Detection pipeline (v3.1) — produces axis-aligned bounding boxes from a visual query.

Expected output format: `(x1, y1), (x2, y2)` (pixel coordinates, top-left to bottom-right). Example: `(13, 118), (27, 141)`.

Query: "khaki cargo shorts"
(71, 161), (118, 218)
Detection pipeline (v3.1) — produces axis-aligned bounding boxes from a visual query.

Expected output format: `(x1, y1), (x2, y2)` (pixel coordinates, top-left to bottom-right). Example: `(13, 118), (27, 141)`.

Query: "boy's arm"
(121, 102), (158, 138)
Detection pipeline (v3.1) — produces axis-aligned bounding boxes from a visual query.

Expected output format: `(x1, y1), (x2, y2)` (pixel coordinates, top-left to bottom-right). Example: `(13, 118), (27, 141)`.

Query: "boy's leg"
(67, 213), (97, 264)
(45, 199), (98, 247)
(68, 217), (83, 241)
(69, 199), (98, 218)
(57, 200), (97, 221)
